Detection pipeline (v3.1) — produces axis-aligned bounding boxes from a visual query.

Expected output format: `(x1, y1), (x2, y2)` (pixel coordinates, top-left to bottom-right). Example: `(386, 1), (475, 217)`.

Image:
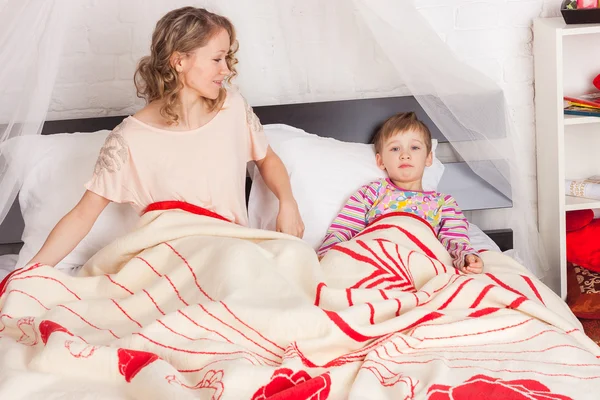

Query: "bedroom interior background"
(0, 0), (566, 292)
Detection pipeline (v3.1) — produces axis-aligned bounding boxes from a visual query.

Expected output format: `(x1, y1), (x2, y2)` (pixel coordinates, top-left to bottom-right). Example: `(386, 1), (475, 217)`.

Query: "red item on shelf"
(577, 0), (598, 8)
(567, 209), (600, 274)
(566, 209), (594, 232)
(594, 74), (600, 91)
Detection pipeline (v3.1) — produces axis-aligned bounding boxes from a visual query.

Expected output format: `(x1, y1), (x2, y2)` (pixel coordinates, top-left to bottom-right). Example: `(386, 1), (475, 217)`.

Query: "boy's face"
(375, 129), (433, 189)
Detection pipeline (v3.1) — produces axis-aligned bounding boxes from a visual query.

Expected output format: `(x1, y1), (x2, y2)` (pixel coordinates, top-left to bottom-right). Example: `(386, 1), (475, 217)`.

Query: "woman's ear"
(375, 153), (386, 171)
(170, 52), (184, 73)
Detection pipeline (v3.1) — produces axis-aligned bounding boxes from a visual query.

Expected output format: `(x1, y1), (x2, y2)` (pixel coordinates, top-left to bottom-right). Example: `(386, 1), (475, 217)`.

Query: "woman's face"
(176, 29), (231, 100)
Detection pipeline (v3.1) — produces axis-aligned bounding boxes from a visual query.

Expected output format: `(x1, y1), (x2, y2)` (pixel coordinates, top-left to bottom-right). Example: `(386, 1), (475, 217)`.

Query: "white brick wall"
(24, 0), (568, 228)
(456, 2), (502, 30)
(45, 0), (564, 119)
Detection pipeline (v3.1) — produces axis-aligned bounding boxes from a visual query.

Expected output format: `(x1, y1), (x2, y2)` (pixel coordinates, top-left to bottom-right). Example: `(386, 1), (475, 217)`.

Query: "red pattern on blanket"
(251, 368), (331, 400)
(0, 209), (598, 399)
(427, 374), (573, 399)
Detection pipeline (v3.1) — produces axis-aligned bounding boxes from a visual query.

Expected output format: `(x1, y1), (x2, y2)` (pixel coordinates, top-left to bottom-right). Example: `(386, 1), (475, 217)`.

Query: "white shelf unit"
(533, 17), (600, 300)
(565, 196), (600, 212)
(564, 115), (600, 126)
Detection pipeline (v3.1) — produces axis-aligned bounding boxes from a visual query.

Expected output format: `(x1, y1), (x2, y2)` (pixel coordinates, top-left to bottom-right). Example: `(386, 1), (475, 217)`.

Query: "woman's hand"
(255, 147), (305, 238)
(276, 199), (304, 238)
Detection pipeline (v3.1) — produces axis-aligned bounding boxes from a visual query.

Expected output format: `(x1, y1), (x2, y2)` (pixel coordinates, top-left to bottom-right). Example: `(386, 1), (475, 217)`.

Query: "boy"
(318, 112), (483, 274)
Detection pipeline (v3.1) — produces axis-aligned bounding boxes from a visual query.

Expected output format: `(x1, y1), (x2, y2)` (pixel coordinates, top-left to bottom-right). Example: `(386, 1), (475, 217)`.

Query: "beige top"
(85, 87), (268, 226)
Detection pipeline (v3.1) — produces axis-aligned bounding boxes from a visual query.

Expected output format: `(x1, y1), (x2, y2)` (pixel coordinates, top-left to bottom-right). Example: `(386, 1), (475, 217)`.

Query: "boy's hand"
(460, 254), (484, 274)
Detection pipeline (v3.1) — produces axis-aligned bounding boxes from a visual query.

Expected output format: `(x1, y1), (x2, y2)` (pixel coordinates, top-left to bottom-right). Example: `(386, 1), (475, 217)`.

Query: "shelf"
(564, 115), (600, 126)
(565, 195), (600, 211)
(536, 17), (600, 36)
(534, 17), (600, 299)
(561, 23), (600, 36)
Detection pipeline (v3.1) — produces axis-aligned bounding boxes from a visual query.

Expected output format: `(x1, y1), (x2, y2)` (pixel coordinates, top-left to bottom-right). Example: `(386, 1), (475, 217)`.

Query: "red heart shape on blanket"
(117, 348), (159, 383)
(39, 320), (73, 345)
(251, 368), (331, 400)
(427, 374), (572, 400)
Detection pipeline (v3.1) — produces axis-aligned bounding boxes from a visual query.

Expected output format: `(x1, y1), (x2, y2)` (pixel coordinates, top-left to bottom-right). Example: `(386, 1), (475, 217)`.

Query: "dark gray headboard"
(36, 96), (450, 141)
(0, 95), (513, 254)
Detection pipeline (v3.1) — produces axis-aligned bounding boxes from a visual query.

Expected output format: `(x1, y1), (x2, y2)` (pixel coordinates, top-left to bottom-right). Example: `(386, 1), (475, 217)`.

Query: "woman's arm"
(27, 190), (110, 267)
(254, 146), (304, 238)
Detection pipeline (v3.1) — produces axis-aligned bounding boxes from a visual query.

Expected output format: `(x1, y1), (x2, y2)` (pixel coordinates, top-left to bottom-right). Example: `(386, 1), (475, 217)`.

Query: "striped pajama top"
(318, 178), (477, 269)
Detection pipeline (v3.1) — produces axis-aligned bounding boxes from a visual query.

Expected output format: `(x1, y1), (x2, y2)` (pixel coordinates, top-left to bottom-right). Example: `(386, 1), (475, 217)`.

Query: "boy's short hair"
(372, 112), (432, 154)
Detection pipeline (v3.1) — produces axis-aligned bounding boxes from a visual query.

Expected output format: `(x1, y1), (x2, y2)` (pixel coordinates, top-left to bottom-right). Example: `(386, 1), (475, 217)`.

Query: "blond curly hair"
(134, 7), (239, 125)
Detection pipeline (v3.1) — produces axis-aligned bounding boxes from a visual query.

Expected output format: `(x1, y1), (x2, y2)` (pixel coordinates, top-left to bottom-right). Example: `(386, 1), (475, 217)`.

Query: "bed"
(0, 95), (513, 270)
(0, 95), (598, 399)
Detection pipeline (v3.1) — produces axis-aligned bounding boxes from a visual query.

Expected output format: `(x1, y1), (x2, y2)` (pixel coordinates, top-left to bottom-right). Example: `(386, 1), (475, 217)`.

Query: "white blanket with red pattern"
(0, 209), (599, 400)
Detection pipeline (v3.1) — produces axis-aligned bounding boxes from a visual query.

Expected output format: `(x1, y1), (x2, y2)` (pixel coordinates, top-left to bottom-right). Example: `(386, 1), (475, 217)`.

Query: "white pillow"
(4, 131), (139, 271)
(248, 124), (445, 250)
(468, 223), (501, 253)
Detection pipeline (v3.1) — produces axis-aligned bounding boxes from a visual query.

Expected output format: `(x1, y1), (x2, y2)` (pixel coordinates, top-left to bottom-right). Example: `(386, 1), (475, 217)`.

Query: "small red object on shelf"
(577, 0), (598, 8)
(577, 0), (598, 10)
(594, 74), (600, 91)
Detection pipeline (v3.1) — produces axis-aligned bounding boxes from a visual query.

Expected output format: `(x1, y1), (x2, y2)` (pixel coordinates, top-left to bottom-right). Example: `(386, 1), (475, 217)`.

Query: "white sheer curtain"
(0, 0), (547, 281)
(0, 0), (71, 225)
(353, 0), (546, 279)
(221, 0), (546, 278)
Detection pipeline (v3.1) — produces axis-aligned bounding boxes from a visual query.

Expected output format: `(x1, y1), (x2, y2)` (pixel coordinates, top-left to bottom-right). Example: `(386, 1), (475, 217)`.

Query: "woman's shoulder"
(224, 84), (243, 101)
(105, 116), (149, 142)
(105, 116), (137, 138)
(223, 84), (249, 113)
(223, 85), (264, 133)
(130, 102), (168, 129)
